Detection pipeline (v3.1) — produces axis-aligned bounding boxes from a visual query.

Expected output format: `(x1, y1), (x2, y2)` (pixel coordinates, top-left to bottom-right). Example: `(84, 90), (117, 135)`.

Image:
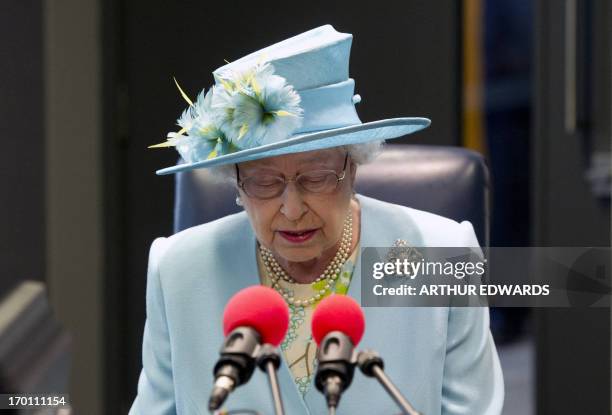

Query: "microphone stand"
(256, 344), (285, 415)
(357, 350), (421, 415)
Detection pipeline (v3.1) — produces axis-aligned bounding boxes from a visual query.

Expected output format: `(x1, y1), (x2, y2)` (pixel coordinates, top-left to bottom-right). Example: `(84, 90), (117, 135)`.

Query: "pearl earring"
(235, 196), (243, 206)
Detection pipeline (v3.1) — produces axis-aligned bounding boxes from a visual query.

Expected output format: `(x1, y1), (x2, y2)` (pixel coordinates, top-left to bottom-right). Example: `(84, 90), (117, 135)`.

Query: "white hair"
(207, 140), (385, 185)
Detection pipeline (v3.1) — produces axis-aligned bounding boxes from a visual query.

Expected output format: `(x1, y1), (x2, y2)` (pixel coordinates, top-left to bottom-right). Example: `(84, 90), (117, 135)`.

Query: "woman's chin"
(273, 245), (321, 264)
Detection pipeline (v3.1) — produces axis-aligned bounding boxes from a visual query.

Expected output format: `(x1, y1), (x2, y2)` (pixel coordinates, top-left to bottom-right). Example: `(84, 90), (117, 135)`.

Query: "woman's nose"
(279, 182), (307, 221)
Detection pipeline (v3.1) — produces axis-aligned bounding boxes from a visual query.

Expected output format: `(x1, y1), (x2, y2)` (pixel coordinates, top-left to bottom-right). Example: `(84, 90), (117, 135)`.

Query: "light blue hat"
(153, 25), (430, 175)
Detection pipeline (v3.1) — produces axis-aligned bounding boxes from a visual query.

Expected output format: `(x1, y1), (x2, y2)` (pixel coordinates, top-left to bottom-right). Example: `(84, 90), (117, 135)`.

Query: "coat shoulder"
(358, 194), (481, 247)
(152, 211), (253, 276)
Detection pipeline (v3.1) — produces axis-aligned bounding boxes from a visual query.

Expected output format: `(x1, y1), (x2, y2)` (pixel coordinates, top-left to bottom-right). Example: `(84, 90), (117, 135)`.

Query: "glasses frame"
(236, 152), (350, 200)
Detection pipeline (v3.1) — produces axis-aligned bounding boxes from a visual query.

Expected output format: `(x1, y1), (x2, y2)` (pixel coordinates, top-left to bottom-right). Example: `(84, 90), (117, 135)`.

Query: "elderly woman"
(130, 25), (504, 415)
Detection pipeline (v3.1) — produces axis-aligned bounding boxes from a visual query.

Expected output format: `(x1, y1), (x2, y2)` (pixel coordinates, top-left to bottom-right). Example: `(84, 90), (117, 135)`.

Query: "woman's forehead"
(240, 148), (345, 170)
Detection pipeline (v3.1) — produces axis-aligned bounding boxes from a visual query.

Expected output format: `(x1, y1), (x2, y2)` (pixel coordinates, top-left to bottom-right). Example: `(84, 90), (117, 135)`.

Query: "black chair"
(174, 144), (490, 248)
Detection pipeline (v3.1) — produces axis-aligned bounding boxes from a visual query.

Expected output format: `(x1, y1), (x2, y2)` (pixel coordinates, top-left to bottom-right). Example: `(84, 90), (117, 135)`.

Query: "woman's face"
(236, 148), (356, 264)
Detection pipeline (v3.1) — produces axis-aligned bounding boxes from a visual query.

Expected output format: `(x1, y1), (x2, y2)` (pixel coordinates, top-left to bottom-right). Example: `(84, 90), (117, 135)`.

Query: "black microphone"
(208, 286), (289, 413)
(357, 350), (422, 415)
(311, 295), (365, 414)
(314, 330), (358, 412)
(209, 327), (261, 411)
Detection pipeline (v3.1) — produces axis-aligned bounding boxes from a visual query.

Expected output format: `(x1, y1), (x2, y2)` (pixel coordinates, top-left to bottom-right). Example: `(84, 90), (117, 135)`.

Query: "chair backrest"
(174, 144), (490, 247)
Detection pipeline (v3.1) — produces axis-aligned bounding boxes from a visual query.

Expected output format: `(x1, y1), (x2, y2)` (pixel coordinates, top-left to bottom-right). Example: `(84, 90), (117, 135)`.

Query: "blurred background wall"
(0, 0), (610, 414)
(0, 2), (44, 295)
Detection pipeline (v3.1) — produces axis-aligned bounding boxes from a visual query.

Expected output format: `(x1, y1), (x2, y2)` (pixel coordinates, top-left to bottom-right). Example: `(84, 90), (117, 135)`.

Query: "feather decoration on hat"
(171, 88), (236, 162)
(150, 61), (302, 160)
(213, 62), (303, 149)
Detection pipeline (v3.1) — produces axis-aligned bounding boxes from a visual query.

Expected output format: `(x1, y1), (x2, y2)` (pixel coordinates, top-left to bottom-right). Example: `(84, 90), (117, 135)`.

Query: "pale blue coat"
(129, 194), (504, 415)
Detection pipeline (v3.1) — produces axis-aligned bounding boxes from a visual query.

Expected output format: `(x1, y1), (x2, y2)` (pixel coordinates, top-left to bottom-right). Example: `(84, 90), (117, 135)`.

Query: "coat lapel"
(347, 194), (391, 303)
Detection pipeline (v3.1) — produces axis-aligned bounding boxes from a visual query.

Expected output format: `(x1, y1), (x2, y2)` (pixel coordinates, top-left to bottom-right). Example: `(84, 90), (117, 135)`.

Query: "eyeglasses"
(236, 153), (349, 200)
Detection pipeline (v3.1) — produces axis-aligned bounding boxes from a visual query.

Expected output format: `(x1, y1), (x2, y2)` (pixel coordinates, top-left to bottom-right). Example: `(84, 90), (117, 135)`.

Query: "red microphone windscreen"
(223, 285), (289, 347)
(311, 294), (365, 346)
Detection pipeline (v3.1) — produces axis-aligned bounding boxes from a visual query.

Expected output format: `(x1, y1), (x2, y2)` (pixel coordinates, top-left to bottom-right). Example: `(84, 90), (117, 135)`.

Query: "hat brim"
(156, 117), (430, 175)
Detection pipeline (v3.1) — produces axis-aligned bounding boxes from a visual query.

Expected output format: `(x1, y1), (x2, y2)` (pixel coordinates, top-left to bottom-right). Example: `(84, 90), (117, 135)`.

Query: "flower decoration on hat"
(150, 61), (303, 161)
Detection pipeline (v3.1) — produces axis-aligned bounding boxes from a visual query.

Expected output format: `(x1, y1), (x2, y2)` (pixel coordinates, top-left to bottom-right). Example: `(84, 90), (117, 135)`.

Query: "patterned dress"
(258, 243), (360, 397)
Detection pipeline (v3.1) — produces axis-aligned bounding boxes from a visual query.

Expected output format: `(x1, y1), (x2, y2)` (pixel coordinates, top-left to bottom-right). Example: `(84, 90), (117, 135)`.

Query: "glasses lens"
(243, 176), (284, 199)
(297, 171), (339, 193)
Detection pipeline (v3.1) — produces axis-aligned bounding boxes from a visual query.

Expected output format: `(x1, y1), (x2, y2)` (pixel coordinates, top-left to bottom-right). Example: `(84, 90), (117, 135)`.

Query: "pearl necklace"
(260, 210), (353, 307)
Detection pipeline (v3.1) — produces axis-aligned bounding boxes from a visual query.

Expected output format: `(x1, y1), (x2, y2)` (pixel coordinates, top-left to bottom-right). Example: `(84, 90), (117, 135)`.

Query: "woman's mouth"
(278, 229), (317, 243)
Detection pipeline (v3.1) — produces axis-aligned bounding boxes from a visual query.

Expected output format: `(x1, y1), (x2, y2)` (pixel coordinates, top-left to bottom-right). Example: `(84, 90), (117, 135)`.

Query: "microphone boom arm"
(357, 350), (421, 415)
(256, 344), (286, 415)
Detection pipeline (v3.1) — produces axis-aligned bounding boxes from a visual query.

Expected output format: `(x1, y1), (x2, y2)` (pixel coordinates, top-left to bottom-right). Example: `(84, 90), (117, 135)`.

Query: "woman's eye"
(305, 178), (325, 184)
(253, 177), (280, 186)
(303, 174), (328, 183)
